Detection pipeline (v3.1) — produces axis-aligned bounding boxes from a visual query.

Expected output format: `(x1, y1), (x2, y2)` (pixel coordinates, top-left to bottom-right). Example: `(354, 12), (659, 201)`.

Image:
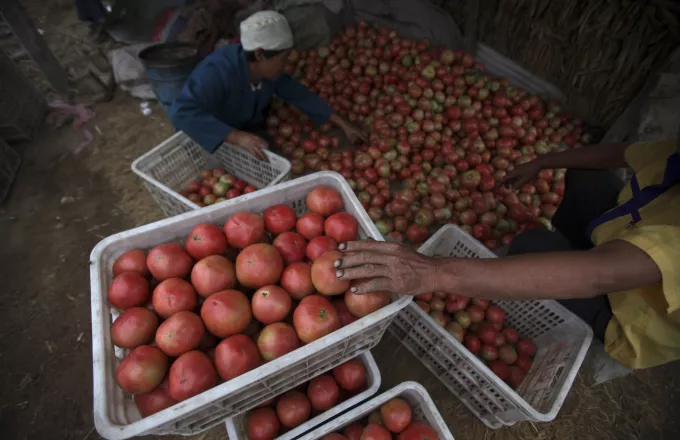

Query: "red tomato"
(190, 255), (236, 298)
(200, 290), (252, 338)
(185, 223), (228, 260)
(169, 351), (217, 401)
(214, 334), (262, 381)
(507, 365), (525, 388)
(332, 359), (367, 392)
(398, 423), (439, 440)
(113, 249), (150, 278)
(311, 251), (349, 295)
(307, 374), (340, 411)
(499, 344), (518, 364)
(152, 278), (197, 318)
(116, 345), (168, 394)
(264, 204), (297, 234)
(108, 272), (150, 310)
(296, 212), (325, 240)
(224, 212), (266, 249)
(476, 323), (497, 345)
(247, 407), (280, 440)
(236, 244), (284, 289)
(501, 327), (519, 344)
(466, 305), (485, 323)
(306, 236), (339, 261)
(280, 262), (315, 300)
(111, 307), (159, 349)
(257, 322), (300, 361)
(155, 311), (205, 357)
(489, 359), (510, 380)
(515, 353), (533, 372)
(485, 305), (505, 325)
(517, 339), (537, 356)
(293, 295), (341, 343)
(380, 398), (412, 433)
(333, 298), (358, 327)
(343, 423), (365, 440)
(324, 435), (348, 440)
(361, 424), (391, 440)
(344, 289), (390, 318)
(307, 186), (344, 217)
(146, 243), (193, 281)
(134, 376), (177, 417)
(276, 390), (311, 428)
(324, 212), (359, 243)
(273, 231), (308, 265)
(252, 285), (293, 324)
(464, 333), (481, 353)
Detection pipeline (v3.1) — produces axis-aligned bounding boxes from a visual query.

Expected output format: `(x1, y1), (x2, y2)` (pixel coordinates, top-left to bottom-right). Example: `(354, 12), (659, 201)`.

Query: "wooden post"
(464, 0), (480, 55)
(0, 0), (69, 93)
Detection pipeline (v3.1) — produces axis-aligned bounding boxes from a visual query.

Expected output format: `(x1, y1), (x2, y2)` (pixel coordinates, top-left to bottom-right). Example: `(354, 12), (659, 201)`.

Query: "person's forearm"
(433, 240), (660, 300)
(329, 113), (347, 129)
(536, 142), (630, 170)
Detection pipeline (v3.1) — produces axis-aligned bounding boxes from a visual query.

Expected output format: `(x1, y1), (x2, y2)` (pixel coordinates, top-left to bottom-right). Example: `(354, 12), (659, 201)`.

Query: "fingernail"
(350, 286), (358, 293)
(334, 259), (342, 268)
(335, 270), (344, 278)
(338, 243), (347, 250)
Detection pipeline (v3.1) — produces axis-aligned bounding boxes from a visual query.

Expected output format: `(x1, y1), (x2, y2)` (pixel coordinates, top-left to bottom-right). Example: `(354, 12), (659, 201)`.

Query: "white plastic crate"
(302, 382), (454, 440)
(131, 131), (292, 217)
(389, 225), (593, 428)
(90, 171), (411, 439)
(225, 351), (381, 440)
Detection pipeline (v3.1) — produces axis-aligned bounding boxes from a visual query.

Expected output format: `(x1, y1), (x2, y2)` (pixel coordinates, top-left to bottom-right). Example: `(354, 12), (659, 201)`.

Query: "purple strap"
(586, 152), (680, 238)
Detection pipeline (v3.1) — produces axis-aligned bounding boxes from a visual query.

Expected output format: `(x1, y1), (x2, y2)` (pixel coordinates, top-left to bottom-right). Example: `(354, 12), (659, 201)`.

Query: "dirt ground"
(1, 2), (680, 440)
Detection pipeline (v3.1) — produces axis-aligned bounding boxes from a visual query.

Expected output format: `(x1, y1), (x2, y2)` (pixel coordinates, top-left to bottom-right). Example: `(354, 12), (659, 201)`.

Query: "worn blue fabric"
(170, 44), (332, 152)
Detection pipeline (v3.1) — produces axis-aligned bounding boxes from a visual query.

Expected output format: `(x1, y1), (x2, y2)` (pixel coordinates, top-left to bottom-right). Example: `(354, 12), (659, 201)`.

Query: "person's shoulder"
(200, 44), (243, 70)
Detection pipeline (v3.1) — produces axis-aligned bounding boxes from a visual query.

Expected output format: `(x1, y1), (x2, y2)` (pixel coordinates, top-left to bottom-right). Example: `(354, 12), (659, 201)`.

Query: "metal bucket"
(138, 42), (199, 115)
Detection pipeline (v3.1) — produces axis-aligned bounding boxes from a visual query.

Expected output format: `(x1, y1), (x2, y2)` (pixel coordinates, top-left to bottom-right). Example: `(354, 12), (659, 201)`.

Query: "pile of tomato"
(416, 293), (536, 388)
(107, 186), (392, 417)
(246, 357), (369, 439)
(322, 397), (439, 440)
(266, 20), (583, 249)
(178, 168), (257, 206)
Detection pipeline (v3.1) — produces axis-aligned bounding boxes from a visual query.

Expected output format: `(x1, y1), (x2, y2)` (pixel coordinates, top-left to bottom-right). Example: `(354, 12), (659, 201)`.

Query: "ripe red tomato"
(517, 339), (537, 356)
(344, 289), (390, 318)
(306, 186), (344, 217)
(306, 236), (339, 261)
(273, 232), (308, 265)
(214, 334), (262, 381)
(476, 323), (497, 345)
(343, 423), (364, 440)
(293, 295), (341, 343)
(466, 304), (485, 323)
(116, 345), (168, 394)
(257, 322), (300, 361)
(361, 424), (391, 440)
(236, 244), (284, 289)
(507, 365), (525, 388)
(501, 327), (519, 344)
(185, 223), (228, 260)
(113, 249), (150, 278)
(464, 333), (481, 353)
(168, 351), (217, 401)
(324, 212), (359, 243)
(324, 435), (349, 440)
(276, 389), (311, 428)
(252, 285), (293, 324)
(200, 289), (252, 338)
(489, 360), (510, 381)
(111, 307), (159, 349)
(499, 344), (518, 364)
(247, 407), (280, 440)
(515, 353), (533, 372)
(380, 398), (412, 433)
(333, 298), (358, 327)
(445, 295), (468, 313)
(307, 374), (340, 411)
(147, 243), (193, 281)
(190, 255), (236, 298)
(224, 212), (266, 249)
(134, 376), (177, 417)
(264, 204), (297, 234)
(311, 251), (349, 295)
(108, 272), (150, 310)
(397, 423), (439, 440)
(296, 212), (325, 240)
(280, 262), (315, 300)
(155, 311), (205, 357)
(485, 305), (505, 325)
(152, 278), (197, 318)
(332, 358), (367, 392)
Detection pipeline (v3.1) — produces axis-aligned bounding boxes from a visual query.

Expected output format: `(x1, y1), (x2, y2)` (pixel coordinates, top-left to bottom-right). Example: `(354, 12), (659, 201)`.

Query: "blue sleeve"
(274, 74), (333, 125)
(169, 64), (233, 153)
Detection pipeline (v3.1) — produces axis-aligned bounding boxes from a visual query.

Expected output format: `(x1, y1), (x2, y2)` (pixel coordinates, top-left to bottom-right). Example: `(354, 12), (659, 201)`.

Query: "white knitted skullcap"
(240, 11), (294, 51)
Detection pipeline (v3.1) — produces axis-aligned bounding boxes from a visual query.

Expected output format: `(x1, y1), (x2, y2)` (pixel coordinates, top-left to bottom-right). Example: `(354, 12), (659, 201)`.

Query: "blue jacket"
(170, 44), (332, 152)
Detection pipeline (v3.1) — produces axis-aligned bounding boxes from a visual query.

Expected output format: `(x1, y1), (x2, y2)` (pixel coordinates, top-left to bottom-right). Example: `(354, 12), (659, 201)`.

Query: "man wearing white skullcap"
(171, 10), (366, 160)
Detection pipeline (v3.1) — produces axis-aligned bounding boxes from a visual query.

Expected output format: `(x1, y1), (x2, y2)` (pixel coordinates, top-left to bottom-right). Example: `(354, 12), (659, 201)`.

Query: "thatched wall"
(433, 0), (680, 128)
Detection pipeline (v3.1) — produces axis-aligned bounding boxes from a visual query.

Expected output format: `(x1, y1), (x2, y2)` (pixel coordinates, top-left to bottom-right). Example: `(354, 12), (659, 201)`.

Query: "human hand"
(340, 121), (368, 145)
(227, 130), (269, 162)
(500, 159), (542, 189)
(333, 240), (439, 296)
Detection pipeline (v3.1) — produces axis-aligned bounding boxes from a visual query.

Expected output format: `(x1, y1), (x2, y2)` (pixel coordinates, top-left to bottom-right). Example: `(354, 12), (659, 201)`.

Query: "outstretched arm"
(334, 240), (660, 299)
